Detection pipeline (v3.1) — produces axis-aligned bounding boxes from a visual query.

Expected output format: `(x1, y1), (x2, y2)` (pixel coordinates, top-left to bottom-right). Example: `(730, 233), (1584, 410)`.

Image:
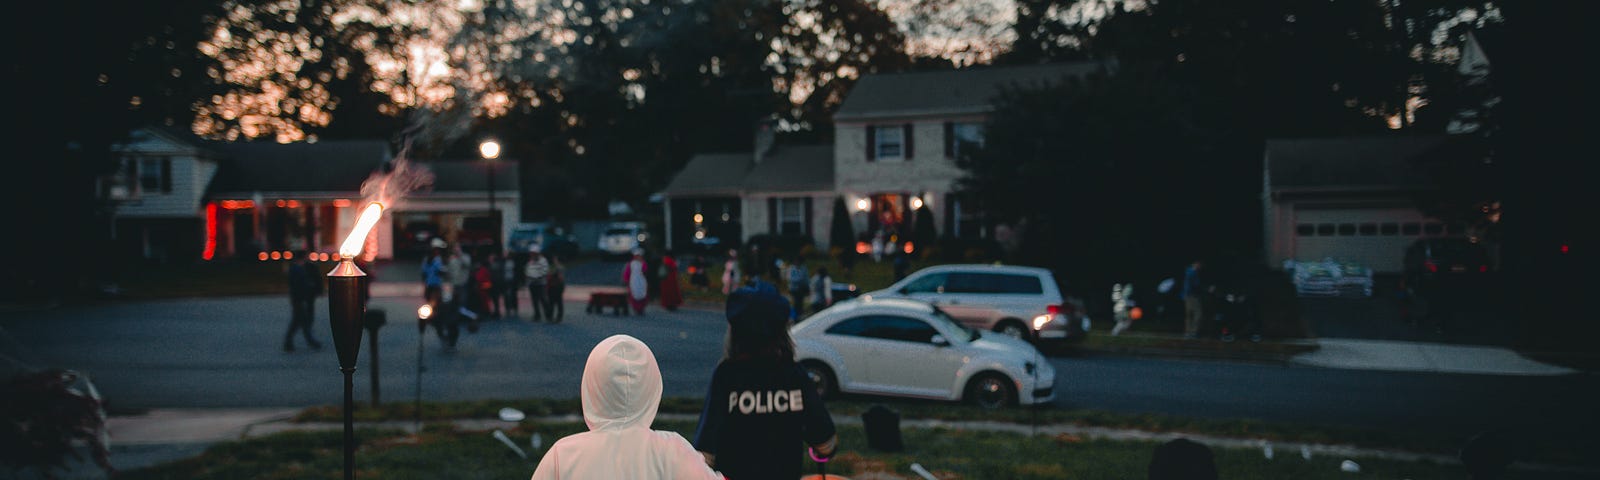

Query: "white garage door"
(1290, 207), (1449, 274)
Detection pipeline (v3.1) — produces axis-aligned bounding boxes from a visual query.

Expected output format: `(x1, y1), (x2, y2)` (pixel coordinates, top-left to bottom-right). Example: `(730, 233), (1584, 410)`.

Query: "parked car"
(1401, 237), (1494, 323)
(509, 222), (579, 259)
(855, 264), (1086, 344)
(597, 222), (648, 257)
(792, 297), (1055, 409)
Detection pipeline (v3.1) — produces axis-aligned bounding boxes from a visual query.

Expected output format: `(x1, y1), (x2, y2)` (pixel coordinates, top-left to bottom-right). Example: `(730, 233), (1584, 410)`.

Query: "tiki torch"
(329, 201), (383, 480)
(415, 303), (432, 433)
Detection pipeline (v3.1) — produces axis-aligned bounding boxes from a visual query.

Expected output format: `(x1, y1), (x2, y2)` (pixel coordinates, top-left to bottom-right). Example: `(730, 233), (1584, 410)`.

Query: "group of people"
(419, 239), (569, 351)
(532, 282), (836, 480)
(712, 248), (837, 320)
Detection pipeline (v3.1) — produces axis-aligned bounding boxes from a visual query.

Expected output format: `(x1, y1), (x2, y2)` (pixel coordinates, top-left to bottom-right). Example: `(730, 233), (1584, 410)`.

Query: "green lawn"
(120, 420), (1499, 480)
(287, 398), (1485, 465)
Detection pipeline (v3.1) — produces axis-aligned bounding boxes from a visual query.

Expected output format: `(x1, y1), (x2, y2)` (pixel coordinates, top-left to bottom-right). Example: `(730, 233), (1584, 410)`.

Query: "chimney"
(753, 119), (776, 164)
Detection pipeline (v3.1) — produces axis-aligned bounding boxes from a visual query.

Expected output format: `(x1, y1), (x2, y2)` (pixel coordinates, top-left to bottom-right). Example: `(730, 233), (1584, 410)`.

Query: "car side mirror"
(930, 334), (949, 347)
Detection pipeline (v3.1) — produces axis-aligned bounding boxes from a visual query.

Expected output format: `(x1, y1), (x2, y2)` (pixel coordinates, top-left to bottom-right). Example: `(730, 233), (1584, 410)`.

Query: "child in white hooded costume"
(531, 334), (723, 480)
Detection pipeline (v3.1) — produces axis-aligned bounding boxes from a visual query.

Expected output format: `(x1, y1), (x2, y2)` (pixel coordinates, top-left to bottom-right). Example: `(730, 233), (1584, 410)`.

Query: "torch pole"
(416, 308), (426, 433)
(328, 257), (368, 480)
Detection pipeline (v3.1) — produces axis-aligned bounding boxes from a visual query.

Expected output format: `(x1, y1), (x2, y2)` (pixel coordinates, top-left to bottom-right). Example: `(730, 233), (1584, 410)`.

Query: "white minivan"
(859, 264), (1087, 343)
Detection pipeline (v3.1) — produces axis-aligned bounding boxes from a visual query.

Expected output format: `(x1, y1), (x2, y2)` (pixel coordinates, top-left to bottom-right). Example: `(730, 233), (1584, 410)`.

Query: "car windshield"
(930, 307), (980, 342)
(604, 228), (634, 236)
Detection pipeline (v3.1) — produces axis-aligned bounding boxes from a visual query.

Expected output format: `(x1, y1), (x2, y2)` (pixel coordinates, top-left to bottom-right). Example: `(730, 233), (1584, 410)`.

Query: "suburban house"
(660, 61), (1112, 252)
(105, 127), (520, 263)
(1261, 134), (1476, 274)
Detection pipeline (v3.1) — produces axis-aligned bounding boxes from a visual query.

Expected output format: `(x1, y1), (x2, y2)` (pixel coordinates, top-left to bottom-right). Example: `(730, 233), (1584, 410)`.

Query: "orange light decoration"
(284, 251), (294, 260)
(903, 242), (915, 254)
(332, 199), (352, 208)
(220, 200), (256, 210)
(339, 202), (385, 258)
(258, 252), (269, 261)
(855, 241), (870, 255)
(286, 200), (302, 208)
(270, 251), (282, 260)
(1130, 307), (1144, 321)
(275, 200), (287, 208)
(202, 203), (217, 261)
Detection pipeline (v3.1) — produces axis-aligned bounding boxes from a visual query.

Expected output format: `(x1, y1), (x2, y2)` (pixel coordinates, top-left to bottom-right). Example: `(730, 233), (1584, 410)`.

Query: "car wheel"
(801, 361), (837, 400)
(965, 372), (1016, 410)
(995, 321), (1030, 340)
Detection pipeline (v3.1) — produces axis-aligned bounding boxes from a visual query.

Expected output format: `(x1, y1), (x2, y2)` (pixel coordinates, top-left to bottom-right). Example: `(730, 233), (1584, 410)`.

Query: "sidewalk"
(1290, 338), (1581, 376)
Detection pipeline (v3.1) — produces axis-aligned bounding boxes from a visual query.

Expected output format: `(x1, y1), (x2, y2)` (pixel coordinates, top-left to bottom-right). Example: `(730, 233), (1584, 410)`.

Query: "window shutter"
(865, 126), (876, 161)
(803, 198), (814, 236)
(903, 124), (914, 160)
(767, 197), (778, 234)
(160, 158), (173, 192)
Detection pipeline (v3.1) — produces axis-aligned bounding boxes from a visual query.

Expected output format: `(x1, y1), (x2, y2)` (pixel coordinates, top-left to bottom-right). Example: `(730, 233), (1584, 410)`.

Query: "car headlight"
(1032, 314), (1053, 330)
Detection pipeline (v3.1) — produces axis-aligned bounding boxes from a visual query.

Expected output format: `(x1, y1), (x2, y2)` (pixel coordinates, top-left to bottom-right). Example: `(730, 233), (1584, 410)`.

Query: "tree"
(830, 197), (856, 249)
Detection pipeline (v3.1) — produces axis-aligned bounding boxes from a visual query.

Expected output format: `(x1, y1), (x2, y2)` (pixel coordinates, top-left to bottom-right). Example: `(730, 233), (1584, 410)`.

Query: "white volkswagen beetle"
(792, 296), (1056, 409)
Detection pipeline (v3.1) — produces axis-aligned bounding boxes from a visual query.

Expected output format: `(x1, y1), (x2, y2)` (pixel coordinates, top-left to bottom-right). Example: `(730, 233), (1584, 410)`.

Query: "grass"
(119, 420), (1506, 480)
(287, 397), (1492, 465)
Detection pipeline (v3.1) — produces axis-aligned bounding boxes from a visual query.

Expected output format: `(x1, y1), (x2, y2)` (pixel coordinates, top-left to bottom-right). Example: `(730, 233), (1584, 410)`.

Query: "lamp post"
(479, 140), (501, 250)
(415, 303), (432, 433)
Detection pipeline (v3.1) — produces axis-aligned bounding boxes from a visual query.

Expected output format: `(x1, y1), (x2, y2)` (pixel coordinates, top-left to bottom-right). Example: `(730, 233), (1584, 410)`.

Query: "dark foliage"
(0, 370), (113, 478)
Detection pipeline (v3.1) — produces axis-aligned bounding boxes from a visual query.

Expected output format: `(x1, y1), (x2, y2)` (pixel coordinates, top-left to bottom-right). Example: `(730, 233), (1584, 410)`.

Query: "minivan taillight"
(1424, 261), (1438, 273)
(1048, 304), (1071, 315)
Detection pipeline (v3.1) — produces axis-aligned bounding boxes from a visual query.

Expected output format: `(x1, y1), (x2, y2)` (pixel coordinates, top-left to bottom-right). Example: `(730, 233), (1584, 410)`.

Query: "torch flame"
(339, 202), (385, 258)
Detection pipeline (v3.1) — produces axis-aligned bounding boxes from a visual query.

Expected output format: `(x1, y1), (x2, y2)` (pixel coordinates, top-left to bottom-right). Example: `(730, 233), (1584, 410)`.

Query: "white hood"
(581, 334), (662, 432)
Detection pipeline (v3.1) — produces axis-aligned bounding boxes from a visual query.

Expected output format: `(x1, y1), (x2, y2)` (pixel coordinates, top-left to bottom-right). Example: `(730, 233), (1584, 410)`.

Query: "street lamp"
(479, 139), (501, 249)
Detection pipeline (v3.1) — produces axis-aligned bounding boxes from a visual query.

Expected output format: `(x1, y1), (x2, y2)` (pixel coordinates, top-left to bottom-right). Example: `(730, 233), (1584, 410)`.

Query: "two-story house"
(106, 127), (521, 263)
(660, 61), (1112, 252)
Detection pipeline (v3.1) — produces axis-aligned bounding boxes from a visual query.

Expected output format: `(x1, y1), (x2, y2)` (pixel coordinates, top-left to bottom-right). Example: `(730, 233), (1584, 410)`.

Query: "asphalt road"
(5, 294), (1597, 448)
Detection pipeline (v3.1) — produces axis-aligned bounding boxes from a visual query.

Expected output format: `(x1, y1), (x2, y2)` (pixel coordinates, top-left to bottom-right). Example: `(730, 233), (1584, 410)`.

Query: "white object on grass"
(1301, 446), (1313, 460)
(1339, 460), (1361, 473)
(499, 407), (526, 422)
(531, 432), (544, 451)
(494, 429), (529, 459)
(909, 463), (938, 480)
(1263, 443), (1274, 460)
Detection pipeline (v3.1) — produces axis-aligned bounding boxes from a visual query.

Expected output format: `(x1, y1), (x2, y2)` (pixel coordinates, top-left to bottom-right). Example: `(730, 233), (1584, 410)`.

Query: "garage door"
(1291, 207), (1442, 274)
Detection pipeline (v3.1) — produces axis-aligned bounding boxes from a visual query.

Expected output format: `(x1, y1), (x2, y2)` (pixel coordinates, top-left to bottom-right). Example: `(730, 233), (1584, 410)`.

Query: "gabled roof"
(659, 153), (752, 196)
(834, 61), (1111, 121)
(209, 140), (393, 193)
(1265, 135), (1456, 191)
(661, 145), (833, 197)
(742, 145), (834, 193)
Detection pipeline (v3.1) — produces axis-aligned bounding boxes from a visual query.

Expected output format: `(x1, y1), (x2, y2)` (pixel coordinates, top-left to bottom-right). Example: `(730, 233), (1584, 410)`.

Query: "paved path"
(1292, 338), (1578, 375)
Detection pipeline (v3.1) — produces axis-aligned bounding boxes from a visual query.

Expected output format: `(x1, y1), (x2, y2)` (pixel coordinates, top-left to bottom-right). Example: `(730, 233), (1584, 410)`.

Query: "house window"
(105, 159), (138, 200)
(1295, 224), (1315, 236)
(1423, 222), (1444, 235)
(139, 157), (173, 193)
(1359, 223), (1378, 236)
(777, 198), (806, 235)
(1380, 223), (1399, 235)
(1338, 223), (1356, 236)
(1317, 223), (1336, 236)
(1402, 222), (1421, 235)
(946, 122), (984, 158)
(873, 125), (904, 159)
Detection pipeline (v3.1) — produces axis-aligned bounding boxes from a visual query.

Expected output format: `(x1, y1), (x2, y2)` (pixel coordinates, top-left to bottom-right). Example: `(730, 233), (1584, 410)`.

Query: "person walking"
(446, 243), (475, 323)
(1181, 260), (1206, 339)
(468, 253), (492, 330)
(283, 250), (324, 352)
(530, 335), (725, 480)
(721, 249), (741, 295)
(524, 245), (551, 322)
(545, 256), (567, 322)
(692, 282), (838, 480)
(623, 249), (650, 315)
(421, 239), (458, 351)
(659, 252), (683, 312)
(784, 258), (809, 320)
(809, 267), (833, 317)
